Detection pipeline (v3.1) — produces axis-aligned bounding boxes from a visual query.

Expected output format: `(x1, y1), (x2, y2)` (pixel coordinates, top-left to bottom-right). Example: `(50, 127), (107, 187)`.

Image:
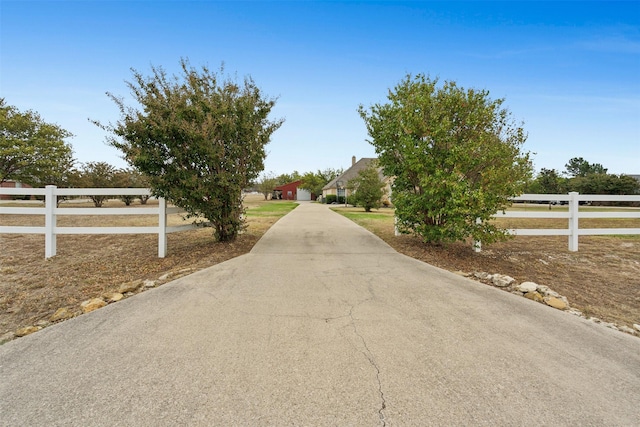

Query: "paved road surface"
(1, 202), (639, 426)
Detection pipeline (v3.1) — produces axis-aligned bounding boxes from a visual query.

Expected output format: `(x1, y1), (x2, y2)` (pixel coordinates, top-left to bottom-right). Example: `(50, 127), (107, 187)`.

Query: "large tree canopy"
(359, 74), (532, 245)
(0, 99), (74, 186)
(299, 168), (343, 199)
(570, 173), (639, 196)
(527, 168), (568, 194)
(72, 161), (117, 207)
(100, 59), (283, 241)
(565, 157), (607, 178)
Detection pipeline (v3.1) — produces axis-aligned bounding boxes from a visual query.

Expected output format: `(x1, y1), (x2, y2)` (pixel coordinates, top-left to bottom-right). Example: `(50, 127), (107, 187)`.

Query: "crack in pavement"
(348, 303), (387, 427)
(233, 310), (352, 323)
(221, 294), (388, 425)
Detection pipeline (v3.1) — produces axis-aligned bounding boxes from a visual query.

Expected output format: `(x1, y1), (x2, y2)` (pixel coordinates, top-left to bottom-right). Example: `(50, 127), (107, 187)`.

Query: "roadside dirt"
(0, 229), (260, 339)
(391, 235), (639, 326)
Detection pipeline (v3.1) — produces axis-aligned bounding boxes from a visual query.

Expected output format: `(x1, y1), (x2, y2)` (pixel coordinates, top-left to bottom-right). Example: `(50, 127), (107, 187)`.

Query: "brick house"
(0, 181), (33, 200)
(322, 156), (391, 203)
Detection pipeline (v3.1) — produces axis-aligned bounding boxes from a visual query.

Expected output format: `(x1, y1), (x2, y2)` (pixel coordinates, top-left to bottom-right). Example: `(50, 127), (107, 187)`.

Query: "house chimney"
(352, 156), (356, 166)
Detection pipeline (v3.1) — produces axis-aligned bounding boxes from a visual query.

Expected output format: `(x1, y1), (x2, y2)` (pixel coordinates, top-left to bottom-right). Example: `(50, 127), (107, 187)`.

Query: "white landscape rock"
(536, 286), (551, 297)
(619, 325), (636, 335)
(567, 308), (584, 317)
(492, 274), (515, 288)
(143, 280), (156, 288)
(545, 290), (561, 298)
(474, 272), (493, 281)
(468, 271), (637, 338)
(516, 282), (538, 293)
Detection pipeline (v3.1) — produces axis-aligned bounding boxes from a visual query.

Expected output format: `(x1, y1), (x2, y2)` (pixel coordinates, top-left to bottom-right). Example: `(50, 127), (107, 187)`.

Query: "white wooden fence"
(0, 185), (198, 258)
(4, 188), (639, 257)
(473, 192), (640, 252)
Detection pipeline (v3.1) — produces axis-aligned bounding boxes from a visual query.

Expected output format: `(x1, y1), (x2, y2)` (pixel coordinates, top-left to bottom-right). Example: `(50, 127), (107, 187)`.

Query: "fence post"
(44, 185), (57, 258)
(568, 191), (579, 251)
(473, 217), (482, 252)
(158, 197), (167, 258)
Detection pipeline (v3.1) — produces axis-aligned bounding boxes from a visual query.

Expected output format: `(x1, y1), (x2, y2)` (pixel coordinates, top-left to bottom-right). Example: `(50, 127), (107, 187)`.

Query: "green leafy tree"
(559, 157), (639, 199)
(36, 149), (76, 188)
(358, 74), (532, 245)
(348, 162), (386, 212)
(98, 59), (283, 241)
(74, 162), (117, 207)
(320, 168), (343, 184)
(565, 157), (607, 177)
(0, 99), (74, 186)
(129, 169), (151, 204)
(300, 171), (324, 198)
(570, 173), (640, 196)
(112, 168), (141, 205)
(275, 171), (301, 186)
(528, 168), (568, 194)
(256, 172), (278, 200)
(299, 168), (343, 199)
(616, 175), (640, 195)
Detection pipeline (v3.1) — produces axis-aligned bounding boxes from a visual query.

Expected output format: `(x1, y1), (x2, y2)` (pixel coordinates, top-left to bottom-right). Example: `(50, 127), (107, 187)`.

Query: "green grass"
(333, 205), (640, 235)
(246, 201), (298, 217)
(332, 210), (393, 221)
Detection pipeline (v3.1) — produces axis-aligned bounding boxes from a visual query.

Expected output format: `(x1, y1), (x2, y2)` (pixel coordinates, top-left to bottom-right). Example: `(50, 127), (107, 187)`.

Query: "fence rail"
(0, 185), (198, 258)
(473, 192), (640, 252)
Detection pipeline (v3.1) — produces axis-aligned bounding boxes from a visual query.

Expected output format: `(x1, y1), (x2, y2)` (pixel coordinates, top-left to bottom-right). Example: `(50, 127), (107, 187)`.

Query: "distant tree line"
(527, 157), (640, 197)
(70, 163), (151, 207)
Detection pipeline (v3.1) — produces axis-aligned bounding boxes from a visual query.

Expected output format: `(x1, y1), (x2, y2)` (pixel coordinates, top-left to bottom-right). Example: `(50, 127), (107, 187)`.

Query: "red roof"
(273, 180), (302, 191)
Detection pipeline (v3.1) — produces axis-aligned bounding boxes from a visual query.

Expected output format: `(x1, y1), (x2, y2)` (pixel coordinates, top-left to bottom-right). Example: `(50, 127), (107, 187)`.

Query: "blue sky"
(1, 1), (639, 177)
